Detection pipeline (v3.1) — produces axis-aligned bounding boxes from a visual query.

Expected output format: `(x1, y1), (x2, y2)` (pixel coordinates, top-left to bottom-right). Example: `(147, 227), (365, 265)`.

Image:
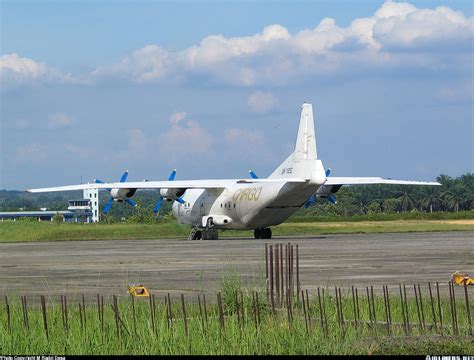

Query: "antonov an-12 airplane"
(27, 103), (440, 240)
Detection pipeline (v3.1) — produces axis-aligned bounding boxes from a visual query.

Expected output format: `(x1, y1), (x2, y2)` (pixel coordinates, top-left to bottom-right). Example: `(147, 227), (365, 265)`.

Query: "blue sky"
(1, 0), (473, 189)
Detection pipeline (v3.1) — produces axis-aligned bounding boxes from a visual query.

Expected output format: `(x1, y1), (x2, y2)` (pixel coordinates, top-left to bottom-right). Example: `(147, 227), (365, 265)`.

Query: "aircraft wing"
(26, 178), (307, 193)
(324, 177), (441, 186)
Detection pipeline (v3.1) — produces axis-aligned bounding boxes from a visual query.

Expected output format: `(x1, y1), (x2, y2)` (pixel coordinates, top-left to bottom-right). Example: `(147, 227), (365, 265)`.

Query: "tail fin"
(294, 103), (317, 161)
(269, 103), (325, 184)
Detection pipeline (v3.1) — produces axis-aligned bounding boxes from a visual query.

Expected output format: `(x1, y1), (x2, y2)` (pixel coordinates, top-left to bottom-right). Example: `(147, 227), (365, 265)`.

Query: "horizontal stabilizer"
(325, 177), (441, 186)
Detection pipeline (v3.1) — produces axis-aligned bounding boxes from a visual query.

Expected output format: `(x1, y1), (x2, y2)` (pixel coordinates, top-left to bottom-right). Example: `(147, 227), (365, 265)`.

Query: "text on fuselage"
(232, 187), (263, 202)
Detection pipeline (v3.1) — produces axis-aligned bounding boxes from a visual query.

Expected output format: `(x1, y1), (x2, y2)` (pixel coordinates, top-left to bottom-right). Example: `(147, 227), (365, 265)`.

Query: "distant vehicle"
(27, 103), (440, 240)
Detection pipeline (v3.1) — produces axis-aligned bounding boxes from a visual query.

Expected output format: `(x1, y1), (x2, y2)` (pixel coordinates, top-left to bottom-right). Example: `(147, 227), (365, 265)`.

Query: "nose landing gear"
(254, 228), (272, 239)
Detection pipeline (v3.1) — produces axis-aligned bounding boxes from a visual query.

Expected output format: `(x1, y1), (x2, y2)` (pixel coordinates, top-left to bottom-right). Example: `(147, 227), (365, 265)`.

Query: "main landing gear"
(189, 228), (218, 240)
(189, 218), (219, 240)
(201, 228), (218, 240)
(254, 228), (272, 239)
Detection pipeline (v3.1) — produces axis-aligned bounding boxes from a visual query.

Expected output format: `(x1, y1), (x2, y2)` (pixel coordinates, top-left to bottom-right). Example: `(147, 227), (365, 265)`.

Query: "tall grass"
(1, 283), (472, 355)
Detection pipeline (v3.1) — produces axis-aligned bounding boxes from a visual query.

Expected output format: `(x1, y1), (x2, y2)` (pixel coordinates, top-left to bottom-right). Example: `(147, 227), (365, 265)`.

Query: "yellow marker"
(127, 284), (150, 297)
(451, 271), (474, 286)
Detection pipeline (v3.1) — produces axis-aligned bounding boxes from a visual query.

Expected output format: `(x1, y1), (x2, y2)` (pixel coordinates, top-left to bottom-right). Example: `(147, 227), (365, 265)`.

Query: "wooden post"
(269, 245), (274, 308)
(403, 284), (410, 335)
(149, 293), (156, 335)
(40, 295), (49, 340)
(181, 294), (188, 336)
(275, 245), (280, 306)
(464, 283), (472, 336)
(317, 288), (324, 334)
(296, 245), (300, 304)
(418, 284), (426, 331)
(5, 296), (11, 333)
(265, 243), (269, 302)
(399, 285), (407, 336)
(436, 282), (443, 335)
(280, 243), (284, 304)
(428, 282), (438, 333)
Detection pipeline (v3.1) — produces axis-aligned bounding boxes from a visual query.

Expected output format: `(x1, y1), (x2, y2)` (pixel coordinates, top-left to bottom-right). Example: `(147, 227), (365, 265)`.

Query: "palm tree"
(351, 191), (372, 215)
(421, 187), (441, 213)
(443, 184), (467, 212)
(395, 186), (417, 212)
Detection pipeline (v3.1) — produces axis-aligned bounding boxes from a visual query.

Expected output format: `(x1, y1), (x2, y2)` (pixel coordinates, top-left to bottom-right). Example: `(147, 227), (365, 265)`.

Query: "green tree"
(443, 184), (467, 212)
(395, 186), (417, 212)
(421, 186), (441, 213)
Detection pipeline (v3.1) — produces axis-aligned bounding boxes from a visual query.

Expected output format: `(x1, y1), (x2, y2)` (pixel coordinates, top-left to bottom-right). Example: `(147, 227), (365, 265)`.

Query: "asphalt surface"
(0, 231), (472, 302)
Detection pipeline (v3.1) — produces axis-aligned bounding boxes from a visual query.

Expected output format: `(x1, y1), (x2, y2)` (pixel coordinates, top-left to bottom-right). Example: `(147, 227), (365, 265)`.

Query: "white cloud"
(247, 91), (278, 113)
(47, 112), (75, 129)
(3, 2), (472, 88)
(158, 118), (213, 162)
(0, 53), (74, 89)
(169, 111), (187, 125)
(373, 3), (473, 49)
(15, 143), (48, 162)
(127, 128), (148, 153)
(96, 2), (472, 85)
(223, 127), (275, 162)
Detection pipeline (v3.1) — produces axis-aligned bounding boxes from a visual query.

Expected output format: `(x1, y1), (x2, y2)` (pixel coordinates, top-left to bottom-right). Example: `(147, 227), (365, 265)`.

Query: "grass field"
(1, 283), (472, 355)
(0, 219), (474, 242)
(0, 219), (473, 242)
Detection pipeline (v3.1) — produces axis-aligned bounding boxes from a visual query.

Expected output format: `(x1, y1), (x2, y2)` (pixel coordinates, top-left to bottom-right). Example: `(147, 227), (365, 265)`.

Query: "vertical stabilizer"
(294, 103), (317, 160)
(269, 103), (325, 184)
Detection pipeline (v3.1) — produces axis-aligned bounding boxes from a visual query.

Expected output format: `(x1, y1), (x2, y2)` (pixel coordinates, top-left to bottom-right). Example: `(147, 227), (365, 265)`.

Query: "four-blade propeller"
(95, 170), (137, 214)
(153, 169), (185, 215)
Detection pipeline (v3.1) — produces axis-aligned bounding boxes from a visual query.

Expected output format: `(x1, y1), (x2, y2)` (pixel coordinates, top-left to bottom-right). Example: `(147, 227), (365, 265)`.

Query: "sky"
(1, 0), (473, 190)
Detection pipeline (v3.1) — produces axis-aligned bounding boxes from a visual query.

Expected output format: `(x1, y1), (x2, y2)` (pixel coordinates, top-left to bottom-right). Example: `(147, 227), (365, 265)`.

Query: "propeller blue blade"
(326, 168), (331, 177)
(168, 169), (177, 181)
(328, 194), (337, 204)
(127, 199), (137, 207)
(249, 170), (259, 179)
(94, 179), (112, 192)
(153, 197), (164, 214)
(304, 195), (317, 208)
(103, 197), (114, 214)
(120, 170), (129, 183)
(176, 197), (185, 204)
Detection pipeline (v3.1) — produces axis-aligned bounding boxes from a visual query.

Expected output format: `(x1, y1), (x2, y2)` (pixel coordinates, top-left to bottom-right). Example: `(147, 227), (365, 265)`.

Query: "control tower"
(83, 188), (100, 222)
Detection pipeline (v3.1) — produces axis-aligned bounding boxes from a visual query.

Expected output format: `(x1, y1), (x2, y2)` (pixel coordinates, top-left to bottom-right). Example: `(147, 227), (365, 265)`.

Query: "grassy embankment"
(0, 211), (473, 242)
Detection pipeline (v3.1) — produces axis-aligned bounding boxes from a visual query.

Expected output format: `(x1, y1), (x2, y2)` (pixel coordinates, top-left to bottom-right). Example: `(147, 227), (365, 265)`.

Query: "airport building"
(0, 189), (100, 223)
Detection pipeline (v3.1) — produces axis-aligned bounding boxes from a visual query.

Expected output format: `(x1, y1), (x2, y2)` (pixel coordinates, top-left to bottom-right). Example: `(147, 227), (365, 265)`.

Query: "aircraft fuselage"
(172, 180), (320, 230)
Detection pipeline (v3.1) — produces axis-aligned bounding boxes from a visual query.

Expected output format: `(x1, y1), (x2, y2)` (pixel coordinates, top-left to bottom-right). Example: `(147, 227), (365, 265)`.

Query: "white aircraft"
(27, 103), (440, 240)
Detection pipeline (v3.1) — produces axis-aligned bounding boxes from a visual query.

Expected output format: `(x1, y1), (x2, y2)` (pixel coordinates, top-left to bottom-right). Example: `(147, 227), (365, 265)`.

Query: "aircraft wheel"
(254, 229), (262, 239)
(264, 228), (272, 239)
(194, 230), (202, 240)
(202, 230), (208, 240)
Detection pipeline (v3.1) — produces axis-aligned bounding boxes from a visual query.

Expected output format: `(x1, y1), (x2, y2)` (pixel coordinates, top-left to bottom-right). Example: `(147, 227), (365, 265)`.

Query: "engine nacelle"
(316, 184), (341, 196)
(160, 188), (186, 201)
(110, 188), (137, 202)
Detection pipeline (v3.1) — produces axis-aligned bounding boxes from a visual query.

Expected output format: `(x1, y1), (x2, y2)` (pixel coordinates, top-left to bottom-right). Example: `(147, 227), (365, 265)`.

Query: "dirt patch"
(440, 220), (474, 225)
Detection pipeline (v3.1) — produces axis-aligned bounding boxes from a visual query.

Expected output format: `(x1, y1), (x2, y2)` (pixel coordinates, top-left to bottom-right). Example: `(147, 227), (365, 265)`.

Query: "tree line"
(298, 173), (473, 217)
